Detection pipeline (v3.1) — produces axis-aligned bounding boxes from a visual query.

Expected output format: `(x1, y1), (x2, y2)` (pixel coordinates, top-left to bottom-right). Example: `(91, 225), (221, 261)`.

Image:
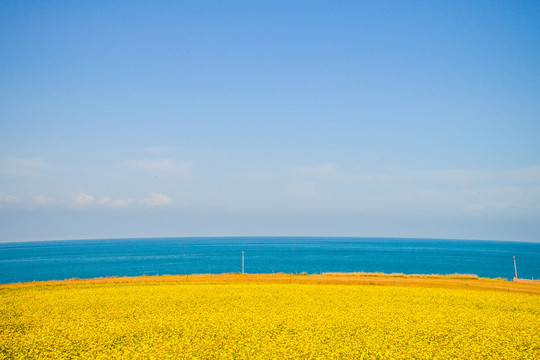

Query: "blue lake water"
(1, 237), (539, 284)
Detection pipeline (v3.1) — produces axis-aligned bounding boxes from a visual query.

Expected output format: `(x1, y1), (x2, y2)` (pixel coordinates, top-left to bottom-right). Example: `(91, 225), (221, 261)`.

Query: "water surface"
(1, 237), (538, 284)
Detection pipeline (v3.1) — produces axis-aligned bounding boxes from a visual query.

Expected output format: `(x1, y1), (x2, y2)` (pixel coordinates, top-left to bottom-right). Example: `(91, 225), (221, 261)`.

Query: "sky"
(1, 1), (539, 242)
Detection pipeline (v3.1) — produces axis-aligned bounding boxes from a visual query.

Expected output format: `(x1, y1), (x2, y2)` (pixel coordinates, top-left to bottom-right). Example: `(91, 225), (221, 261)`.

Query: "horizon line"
(1, 235), (538, 244)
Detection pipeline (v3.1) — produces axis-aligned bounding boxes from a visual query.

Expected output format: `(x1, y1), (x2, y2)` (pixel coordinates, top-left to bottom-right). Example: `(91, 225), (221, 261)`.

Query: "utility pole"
(513, 256), (518, 280)
(242, 251), (244, 274)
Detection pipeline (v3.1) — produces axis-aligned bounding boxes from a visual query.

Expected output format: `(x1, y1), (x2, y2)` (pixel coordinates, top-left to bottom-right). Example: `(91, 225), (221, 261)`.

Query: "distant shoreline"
(3, 272), (539, 295)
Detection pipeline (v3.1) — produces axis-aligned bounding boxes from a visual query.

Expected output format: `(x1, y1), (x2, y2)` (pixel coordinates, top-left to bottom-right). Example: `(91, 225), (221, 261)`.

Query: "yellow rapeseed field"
(1, 279), (539, 359)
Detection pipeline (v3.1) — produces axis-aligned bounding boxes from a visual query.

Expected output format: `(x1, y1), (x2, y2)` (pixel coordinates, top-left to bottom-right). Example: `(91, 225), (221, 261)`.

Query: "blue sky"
(1, 1), (539, 242)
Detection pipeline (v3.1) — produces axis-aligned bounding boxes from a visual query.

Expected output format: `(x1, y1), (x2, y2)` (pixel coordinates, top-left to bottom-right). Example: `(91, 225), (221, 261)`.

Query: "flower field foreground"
(1, 279), (539, 359)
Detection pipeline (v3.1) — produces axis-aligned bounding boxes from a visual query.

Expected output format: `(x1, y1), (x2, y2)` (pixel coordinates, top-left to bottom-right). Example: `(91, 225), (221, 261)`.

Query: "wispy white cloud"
(509, 166), (540, 183)
(292, 163), (414, 184)
(284, 181), (339, 211)
(7, 193), (173, 209)
(457, 186), (540, 212)
(32, 195), (56, 205)
(0, 157), (52, 177)
(294, 163), (338, 179)
(0, 195), (19, 204)
(124, 159), (194, 175)
(426, 169), (487, 185)
(96, 196), (133, 208)
(291, 164), (540, 187)
(424, 166), (540, 186)
(73, 193), (95, 206)
(233, 164), (540, 215)
(141, 192), (173, 206)
(247, 170), (279, 181)
(71, 194), (136, 208)
(144, 146), (173, 154)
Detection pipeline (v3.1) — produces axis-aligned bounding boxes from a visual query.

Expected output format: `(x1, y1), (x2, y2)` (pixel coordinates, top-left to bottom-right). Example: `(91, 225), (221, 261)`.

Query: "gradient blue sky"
(1, 1), (539, 242)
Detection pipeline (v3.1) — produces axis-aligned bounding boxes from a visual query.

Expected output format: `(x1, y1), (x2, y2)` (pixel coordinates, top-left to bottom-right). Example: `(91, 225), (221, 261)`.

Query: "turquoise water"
(1, 237), (539, 284)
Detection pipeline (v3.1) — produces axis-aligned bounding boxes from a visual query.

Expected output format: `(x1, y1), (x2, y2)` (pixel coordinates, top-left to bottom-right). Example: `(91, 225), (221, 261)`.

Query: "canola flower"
(1, 281), (539, 359)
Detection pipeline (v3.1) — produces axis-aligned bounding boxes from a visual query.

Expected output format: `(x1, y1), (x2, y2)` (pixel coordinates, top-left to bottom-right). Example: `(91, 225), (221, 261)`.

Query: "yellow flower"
(1, 281), (538, 359)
